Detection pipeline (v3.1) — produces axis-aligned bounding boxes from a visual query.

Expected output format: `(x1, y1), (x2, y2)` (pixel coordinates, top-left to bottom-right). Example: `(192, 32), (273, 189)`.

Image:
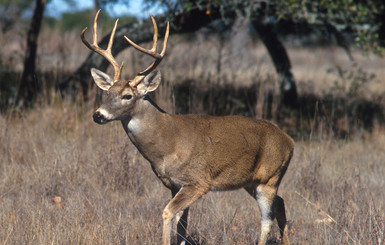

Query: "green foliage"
(273, 0), (385, 56)
(43, 9), (137, 32)
(146, 0), (385, 56)
(98, 0), (131, 11)
(42, 15), (57, 29)
(59, 10), (94, 31)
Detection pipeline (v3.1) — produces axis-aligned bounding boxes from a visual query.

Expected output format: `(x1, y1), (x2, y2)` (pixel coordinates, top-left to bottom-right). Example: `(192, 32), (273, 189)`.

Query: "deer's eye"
(122, 94), (132, 100)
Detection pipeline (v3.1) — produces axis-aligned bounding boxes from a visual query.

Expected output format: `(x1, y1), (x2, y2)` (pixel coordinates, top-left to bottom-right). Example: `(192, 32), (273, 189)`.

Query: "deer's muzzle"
(93, 111), (106, 124)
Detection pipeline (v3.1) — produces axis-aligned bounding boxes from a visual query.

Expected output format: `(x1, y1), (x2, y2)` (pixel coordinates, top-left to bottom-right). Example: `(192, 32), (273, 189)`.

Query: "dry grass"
(0, 97), (384, 244)
(1, 20), (385, 245)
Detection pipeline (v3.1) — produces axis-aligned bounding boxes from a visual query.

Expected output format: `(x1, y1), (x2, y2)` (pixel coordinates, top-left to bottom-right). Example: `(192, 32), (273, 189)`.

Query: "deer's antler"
(124, 15), (169, 88)
(81, 10), (123, 83)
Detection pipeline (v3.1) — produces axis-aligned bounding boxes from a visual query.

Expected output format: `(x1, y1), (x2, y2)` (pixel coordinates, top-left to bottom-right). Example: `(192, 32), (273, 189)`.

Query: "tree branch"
(60, 8), (222, 97)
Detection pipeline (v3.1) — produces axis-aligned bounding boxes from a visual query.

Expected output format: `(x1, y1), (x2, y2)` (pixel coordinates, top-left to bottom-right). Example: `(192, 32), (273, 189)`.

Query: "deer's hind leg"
(244, 182), (289, 245)
(274, 195), (289, 244)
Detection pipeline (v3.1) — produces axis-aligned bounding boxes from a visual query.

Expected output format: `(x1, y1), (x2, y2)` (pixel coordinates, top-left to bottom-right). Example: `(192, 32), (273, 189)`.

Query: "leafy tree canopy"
(145, 0), (385, 56)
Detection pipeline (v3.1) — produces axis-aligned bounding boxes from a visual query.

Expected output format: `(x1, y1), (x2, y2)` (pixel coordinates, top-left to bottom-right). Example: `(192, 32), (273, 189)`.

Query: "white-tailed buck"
(82, 10), (294, 245)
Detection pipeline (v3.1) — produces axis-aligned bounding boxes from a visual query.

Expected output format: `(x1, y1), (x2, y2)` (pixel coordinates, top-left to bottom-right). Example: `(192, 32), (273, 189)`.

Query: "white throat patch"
(127, 117), (141, 134)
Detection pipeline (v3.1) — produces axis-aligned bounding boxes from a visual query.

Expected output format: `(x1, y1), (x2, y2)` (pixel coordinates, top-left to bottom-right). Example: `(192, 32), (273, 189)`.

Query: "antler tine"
(124, 15), (162, 59)
(81, 9), (123, 82)
(150, 15), (158, 53)
(124, 16), (170, 88)
(137, 21), (169, 76)
(160, 21), (170, 56)
(92, 10), (100, 46)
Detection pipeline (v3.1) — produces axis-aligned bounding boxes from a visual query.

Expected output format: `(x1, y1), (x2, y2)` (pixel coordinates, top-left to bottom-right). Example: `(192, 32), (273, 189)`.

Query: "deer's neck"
(122, 96), (162, 133)
(121, 96), (172, 161)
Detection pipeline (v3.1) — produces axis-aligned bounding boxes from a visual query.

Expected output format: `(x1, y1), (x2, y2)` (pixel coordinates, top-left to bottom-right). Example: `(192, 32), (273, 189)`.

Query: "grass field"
(1, 25), (385, 244)
(0, 100), (384, 244)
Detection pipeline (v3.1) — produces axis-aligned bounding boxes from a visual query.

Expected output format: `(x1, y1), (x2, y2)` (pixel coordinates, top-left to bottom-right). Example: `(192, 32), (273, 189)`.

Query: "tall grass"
(1, 99), (384, 244)
(1, 22), (385, 244)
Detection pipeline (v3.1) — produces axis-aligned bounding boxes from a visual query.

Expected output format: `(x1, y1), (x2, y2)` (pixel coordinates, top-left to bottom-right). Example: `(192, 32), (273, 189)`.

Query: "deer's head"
(81, 10), (169, 124)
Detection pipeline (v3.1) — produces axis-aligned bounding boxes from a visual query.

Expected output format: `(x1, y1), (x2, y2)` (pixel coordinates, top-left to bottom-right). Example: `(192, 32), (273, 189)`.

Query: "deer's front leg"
(162, 185), (207, 245)
(171, 188), (190, 245)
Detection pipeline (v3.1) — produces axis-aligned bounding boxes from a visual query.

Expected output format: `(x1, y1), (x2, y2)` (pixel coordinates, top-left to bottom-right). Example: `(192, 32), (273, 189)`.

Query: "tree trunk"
(17, 0), (47, 107)
(252, 21), (298, 107)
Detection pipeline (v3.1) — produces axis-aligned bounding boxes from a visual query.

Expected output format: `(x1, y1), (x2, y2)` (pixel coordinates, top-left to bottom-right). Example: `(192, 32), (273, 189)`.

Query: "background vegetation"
(0, 0), (385, 244)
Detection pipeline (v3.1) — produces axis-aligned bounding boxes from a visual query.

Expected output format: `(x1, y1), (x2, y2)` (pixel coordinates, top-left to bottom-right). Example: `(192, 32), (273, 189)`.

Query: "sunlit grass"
(1, 23), (385, 244)
(0, 98), (384, 244)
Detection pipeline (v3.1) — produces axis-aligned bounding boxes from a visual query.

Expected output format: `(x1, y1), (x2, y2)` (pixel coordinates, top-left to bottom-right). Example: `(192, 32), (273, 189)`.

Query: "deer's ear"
(91, 68), (114, 91)
(136, 70), (161, 95)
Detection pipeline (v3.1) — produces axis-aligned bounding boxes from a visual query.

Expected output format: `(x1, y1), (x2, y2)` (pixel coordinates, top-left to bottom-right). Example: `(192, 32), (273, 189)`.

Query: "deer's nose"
(93, 112), (104, 124)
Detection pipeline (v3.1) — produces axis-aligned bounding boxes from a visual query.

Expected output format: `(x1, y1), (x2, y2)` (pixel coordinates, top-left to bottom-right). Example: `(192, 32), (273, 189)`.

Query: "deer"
(81, 10), (294, 245)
